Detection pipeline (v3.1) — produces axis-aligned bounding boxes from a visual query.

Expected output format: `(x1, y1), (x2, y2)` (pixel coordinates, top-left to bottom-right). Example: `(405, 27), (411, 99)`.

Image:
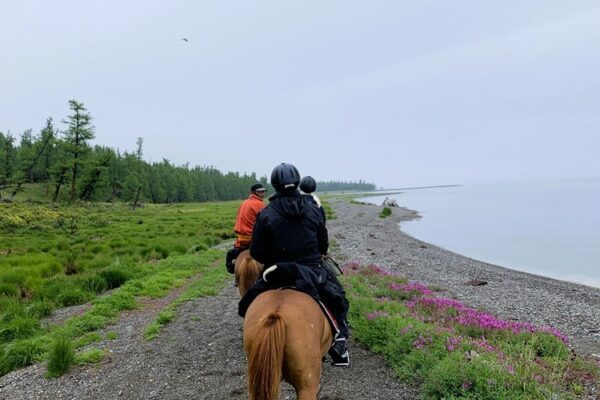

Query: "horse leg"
(297, 387), (320, 400)
(285, 328), (324, 400)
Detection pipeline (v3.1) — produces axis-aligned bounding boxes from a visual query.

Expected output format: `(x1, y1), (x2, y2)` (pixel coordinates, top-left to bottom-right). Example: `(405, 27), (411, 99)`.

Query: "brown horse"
(236, 254), (333, 400)
(234, 249), (262, 296)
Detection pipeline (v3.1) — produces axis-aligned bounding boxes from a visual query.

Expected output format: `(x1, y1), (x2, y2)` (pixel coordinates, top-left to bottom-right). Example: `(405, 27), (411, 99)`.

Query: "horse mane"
(237, 254), (261, 296)
(247, 312), (286, 400)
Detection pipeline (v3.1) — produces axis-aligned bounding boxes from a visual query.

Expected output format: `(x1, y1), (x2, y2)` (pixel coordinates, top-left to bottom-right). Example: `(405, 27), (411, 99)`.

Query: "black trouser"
(319, 267), (350, 339)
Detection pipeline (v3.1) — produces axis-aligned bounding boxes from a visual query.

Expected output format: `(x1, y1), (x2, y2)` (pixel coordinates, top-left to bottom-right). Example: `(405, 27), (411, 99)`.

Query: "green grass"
(105, 331), (118, 340)
(341, 262), (600, 399)
(379, 206), (392, 218)
(76, 348), (105, 365)
(144, 261), (231, 340)
(0, 200), (239, 376)
(320, 199), (336, 220)
(46, 335), (75, 378)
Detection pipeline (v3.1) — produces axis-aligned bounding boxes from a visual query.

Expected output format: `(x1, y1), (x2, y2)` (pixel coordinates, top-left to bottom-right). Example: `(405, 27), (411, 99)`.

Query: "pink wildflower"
(366, 264), (391, 276)
(409, 296), (569, 343)
(472, 338), (496, 353)
(390, 282), (433, 296)
(412, 335), (432, 350)
(446, 336), (462, 351)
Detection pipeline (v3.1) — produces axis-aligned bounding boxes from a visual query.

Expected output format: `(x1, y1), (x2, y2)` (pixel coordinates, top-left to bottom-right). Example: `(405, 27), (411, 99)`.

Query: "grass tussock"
(341, 262), (600, 399)
(46, 335), (75, 378)
(76, 348), (105, 365)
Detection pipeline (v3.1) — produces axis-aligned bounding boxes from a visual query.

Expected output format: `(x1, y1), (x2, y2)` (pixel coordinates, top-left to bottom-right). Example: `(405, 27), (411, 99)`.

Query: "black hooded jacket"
(250, 190), (328, 268)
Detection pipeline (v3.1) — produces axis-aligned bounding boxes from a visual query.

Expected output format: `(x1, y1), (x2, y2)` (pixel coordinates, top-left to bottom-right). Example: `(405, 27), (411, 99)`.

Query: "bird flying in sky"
(181, 38), (189, 42)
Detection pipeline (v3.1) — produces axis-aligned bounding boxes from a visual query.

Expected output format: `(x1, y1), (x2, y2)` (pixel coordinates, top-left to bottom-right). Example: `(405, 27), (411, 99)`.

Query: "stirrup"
(330, 338), (350, 367)
(330, 350), (350, 367)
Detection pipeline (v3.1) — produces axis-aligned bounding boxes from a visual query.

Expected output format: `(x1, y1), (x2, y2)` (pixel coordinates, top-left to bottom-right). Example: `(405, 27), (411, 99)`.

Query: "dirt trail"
(0, 240), (417, 400)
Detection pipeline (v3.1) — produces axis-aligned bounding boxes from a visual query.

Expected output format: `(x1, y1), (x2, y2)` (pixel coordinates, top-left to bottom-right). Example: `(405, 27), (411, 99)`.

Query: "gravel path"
(2, 198), (598, 399)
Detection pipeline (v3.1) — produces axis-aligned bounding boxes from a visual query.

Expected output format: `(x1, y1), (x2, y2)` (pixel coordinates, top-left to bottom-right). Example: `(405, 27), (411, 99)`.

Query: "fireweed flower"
(408, 296), (568, 343)
(390, 282), (433, 296)
(446, 336), (462, 351)
(367, 264), (392, 276)
(412, 335), (432, 350)
(472, 338), (497, 353)
(341, 260), (362, 275)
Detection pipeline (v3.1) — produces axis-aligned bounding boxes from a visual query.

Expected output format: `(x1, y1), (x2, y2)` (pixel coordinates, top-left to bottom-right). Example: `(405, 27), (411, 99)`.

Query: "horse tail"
(247, 312), (286, 400)
(238, 256), (261, 296)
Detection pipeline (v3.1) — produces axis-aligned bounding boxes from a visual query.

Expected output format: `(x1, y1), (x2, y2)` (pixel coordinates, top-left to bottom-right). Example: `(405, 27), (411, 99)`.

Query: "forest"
(0, 100), (376, 204)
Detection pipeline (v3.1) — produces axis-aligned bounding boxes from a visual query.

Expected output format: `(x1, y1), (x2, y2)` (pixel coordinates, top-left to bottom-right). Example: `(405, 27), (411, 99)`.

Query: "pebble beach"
(327, 198), (600, 358)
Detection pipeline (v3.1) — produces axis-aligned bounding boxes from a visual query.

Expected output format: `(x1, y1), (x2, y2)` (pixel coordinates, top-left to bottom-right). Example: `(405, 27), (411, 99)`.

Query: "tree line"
(0, 100), (375, 204)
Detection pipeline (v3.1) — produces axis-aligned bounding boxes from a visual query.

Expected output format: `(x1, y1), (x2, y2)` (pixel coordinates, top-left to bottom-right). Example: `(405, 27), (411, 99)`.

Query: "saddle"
(238, 262), (340, 336)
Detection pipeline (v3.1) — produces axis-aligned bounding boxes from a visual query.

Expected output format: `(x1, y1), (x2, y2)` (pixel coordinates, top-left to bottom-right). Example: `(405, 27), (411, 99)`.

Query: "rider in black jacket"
(249, 163), (350, 367)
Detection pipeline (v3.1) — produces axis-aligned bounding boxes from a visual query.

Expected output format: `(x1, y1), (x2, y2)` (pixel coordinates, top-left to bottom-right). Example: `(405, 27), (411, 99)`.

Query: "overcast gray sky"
(2, 1), (599, 188)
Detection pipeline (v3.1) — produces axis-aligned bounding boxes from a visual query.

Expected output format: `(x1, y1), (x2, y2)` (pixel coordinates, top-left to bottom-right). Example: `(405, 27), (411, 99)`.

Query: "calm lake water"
(358, 178), (600, 289)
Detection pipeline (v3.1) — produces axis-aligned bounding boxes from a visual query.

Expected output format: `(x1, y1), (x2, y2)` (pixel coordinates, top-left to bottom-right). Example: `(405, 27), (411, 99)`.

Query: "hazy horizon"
(2, 1), (599, 188)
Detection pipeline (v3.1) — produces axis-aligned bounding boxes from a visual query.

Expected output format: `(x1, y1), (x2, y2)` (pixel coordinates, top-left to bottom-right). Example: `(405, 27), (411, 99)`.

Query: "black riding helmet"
(299, 176), (317, 194)
(270, 163), (301, 192)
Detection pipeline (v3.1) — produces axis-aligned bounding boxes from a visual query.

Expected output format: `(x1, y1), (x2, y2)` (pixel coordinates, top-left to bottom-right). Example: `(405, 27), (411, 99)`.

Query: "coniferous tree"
(0, 132), (16, 186)
(63, 100), (95, 202)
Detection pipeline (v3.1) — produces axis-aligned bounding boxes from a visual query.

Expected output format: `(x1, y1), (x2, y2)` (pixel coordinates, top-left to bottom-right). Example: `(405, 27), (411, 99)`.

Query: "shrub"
(46, 335), (75, 377)
(379, 206), (392, 218)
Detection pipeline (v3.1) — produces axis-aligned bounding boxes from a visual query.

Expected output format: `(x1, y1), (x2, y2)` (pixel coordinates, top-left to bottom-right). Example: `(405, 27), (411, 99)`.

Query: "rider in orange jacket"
(234, 183), (267, 249)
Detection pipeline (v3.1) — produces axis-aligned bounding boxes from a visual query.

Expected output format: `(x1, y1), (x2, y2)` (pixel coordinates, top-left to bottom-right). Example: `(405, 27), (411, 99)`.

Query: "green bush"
(379, 206), (392, 218)
(46, 335), (75, 378)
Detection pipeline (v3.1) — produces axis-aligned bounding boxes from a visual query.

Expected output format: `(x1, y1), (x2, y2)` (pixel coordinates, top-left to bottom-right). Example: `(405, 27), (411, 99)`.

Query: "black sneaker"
(329, 339), (350, 367)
